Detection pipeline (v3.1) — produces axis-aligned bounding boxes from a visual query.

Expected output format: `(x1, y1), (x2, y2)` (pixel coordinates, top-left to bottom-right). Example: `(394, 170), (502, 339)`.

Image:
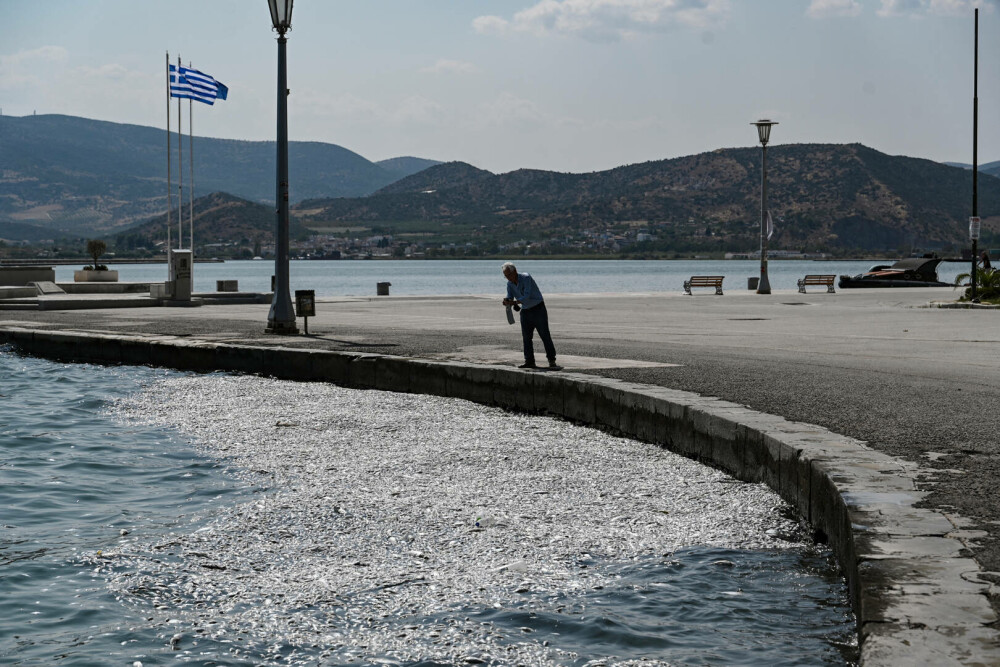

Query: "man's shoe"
(518, 361), (537, 369)
(548, 359), (559, 368)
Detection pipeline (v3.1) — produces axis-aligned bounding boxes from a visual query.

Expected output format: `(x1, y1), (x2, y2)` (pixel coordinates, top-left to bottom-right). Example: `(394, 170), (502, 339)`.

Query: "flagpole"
(177, 55), (184, 249)
(189, 91), (195, 258)
(165, 52), (173, 277)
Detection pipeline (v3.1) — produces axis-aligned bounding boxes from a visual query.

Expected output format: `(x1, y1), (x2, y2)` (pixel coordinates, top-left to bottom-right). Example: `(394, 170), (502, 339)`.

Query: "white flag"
(766, 210), (774, 240)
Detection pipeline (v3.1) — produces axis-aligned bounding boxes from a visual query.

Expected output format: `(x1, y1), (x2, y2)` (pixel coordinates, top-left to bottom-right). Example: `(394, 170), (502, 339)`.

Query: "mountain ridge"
(0, 114), (440, 233)
(297, 143), (1000, 251)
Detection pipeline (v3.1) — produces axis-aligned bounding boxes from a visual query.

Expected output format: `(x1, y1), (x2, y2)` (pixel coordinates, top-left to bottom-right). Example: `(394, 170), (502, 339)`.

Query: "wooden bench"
(683, 275), (724, 295)
(797, 274), (836, 293)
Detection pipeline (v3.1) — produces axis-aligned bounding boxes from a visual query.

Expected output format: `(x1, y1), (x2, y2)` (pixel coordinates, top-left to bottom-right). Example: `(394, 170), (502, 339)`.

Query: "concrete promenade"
(3, 285), (1000, 663)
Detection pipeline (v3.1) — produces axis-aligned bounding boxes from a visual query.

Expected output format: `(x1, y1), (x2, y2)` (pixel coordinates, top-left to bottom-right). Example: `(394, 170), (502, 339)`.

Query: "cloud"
(0, 45), (69, 66)
(806, 0), (863, 18)
(877, 0), (993, 17)
(0, 46), (69, 89)
(296, 90), (446, 126)
(473, 0), (731, 42)
(420, 59), (478, 75)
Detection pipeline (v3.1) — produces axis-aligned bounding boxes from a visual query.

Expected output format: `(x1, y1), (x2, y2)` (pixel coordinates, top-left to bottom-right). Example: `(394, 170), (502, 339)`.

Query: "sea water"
(53, 258), (969, 298)
(0, 349), (857, 665)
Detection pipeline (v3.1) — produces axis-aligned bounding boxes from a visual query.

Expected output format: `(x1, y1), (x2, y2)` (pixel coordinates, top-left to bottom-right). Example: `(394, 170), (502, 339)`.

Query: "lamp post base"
(756, 264), (771, 295)
(265, 319), (299, 335)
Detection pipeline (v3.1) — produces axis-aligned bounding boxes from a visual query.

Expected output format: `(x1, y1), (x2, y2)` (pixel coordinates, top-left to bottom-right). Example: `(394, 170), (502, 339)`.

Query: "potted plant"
(954, 266), (1000, 304)
(74, 240), (119, 282)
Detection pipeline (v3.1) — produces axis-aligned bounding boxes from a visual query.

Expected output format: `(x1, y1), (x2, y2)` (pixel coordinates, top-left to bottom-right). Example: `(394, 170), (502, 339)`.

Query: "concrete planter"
(74, 269), (119, 283)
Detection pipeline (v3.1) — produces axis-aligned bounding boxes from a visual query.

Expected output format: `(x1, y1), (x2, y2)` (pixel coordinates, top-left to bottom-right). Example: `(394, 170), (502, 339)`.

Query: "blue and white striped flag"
(169, 65), (227, 105)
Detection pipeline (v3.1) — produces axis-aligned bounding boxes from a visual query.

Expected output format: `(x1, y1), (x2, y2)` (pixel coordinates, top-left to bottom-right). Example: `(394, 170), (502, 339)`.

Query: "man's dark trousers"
(520, 302), (556, 364)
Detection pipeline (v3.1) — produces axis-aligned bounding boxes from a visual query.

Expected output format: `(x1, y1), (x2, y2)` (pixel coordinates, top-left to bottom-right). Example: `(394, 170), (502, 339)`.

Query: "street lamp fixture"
(751, 119), (778, 295)
(269, 0), (293, 34)
(266, 0), (298, 334)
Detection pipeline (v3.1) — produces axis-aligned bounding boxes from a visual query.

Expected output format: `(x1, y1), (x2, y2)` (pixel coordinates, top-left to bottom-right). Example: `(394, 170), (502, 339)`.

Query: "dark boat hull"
(838, 276), (952, 288)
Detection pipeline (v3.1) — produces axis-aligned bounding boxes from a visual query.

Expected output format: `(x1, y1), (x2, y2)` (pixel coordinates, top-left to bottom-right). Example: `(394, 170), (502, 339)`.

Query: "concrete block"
(213, 343), (266, 376)
(308, 351), (356, 387)
(618, 390), (660, 443)
(374, 355), (413, 394)
(861, 622), (1000, 667)
(443, 363), (496, 406)
(406, 359), (450, 399)
(699, 410), (744, 478)
(118, 336), (154, 367)
(348, 354), (379, 389)
(530, 372), (566, 416)
(262, 347), (326, 381)
(787, 446), (812, 522)
(562, 378), (596, 423)
(493, 367), (534, 412)
(592, 380), (623, 432)
(152, 339), (219, 373)
(740, 426), (773, 486)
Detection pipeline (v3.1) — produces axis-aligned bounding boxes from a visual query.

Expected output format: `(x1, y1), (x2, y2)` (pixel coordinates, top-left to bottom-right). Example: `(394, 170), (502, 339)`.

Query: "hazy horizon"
(2, 1), (998, 174)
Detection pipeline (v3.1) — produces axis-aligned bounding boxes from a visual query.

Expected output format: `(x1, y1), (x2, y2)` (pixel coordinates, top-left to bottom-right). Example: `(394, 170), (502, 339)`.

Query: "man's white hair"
(501, 262), (516, 274)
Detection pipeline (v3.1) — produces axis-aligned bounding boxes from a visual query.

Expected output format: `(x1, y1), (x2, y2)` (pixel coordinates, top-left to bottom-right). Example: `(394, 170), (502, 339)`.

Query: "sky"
(1, 0), (998, 175)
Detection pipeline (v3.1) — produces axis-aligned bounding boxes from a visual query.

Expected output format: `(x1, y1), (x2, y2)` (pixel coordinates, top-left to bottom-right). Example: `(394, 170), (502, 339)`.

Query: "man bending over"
(501, 262), (558, 369)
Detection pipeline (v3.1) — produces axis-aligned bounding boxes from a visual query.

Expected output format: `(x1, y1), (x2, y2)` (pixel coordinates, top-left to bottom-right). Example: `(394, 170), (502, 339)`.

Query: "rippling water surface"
(1, 350), (857, 665)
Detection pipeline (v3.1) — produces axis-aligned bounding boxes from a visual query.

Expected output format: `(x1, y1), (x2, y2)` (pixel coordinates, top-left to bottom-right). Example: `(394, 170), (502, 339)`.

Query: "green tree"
(86, 239), (107, 269)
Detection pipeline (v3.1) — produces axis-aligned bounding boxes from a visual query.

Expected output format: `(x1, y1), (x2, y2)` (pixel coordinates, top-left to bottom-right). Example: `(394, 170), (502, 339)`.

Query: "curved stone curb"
(3, 325), (998, 665)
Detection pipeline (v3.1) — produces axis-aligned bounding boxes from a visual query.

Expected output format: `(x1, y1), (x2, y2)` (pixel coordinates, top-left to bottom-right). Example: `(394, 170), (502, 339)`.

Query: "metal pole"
(165, 52), (172, 277)
(267, 33), (298, 334)
(177, 55), (184, 250)
(189, 93), (195, 258)
(757, 143), (771, 294)
(971, 8), (979, 301)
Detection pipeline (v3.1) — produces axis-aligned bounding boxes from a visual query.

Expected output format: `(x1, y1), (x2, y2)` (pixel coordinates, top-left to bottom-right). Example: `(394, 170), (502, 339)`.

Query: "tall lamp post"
(751, 119), (777, 295)
(266, 0), (298, 334)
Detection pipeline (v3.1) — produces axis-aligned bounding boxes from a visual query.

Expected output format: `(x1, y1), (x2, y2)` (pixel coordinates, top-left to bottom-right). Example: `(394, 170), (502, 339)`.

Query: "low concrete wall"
(0, 286), (37, 299)
(57, 282), (152, 294)
(1, 325), (996, 666)
(0, 266), (55, 286)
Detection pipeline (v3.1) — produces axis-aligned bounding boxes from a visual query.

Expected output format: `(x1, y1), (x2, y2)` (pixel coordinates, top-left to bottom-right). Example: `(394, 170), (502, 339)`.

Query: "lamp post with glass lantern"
(266, 0), (298, 334)
(751, 119), (777, 295)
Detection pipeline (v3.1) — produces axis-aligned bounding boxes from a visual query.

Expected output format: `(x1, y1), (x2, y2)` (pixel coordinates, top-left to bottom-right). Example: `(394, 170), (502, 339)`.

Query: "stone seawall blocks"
(348, 354), (378, 389)
(214, 344), (266, 376)
(562, 378), (597, 423)
(493, 368), (534, 412)
(531, 373), (565, 416)
(374, 355), (413, 394)
(442, 362), (497, 406)
(405, 360), (449, 399)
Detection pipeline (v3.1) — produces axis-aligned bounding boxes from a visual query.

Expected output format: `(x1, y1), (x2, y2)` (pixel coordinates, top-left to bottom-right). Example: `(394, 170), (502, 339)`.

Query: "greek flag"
(169, 65), (227, 105)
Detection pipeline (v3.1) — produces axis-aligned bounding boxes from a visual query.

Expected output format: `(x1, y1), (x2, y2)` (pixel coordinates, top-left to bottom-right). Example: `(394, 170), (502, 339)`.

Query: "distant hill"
(113, 191), (309, 253)
(0, 220), (75, 244)
(297, 144), (1000, 250)
(371, 162), (496, 196)
(376, 156), (444, 181)
(0, 114), (436, 234)
(942, 160), (1000, 179)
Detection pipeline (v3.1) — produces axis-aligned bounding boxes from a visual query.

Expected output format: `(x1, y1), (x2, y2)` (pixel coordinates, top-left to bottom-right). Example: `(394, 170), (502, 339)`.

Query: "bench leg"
(683, 283), (692, 295)
(797, 281), (806, 294)
(827, 284), (835, 293)
(715, 286), (723, 295)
